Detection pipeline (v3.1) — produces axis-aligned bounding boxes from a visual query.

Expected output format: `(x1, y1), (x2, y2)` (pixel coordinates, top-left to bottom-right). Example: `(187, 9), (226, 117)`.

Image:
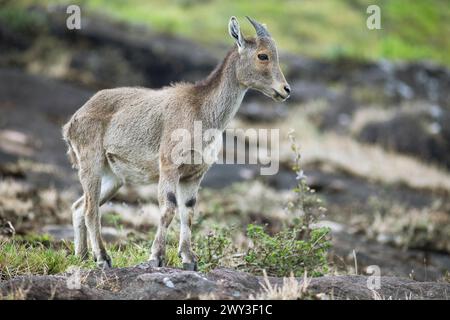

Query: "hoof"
(95, 253), (112, 269)
(148, 257), (164, 268)
(182, 262), (198, 271)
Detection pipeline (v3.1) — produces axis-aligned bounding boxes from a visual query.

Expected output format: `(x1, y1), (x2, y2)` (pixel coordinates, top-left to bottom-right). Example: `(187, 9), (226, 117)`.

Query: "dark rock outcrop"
(1, 264), (449, 300)
(357, 111), (450, 169)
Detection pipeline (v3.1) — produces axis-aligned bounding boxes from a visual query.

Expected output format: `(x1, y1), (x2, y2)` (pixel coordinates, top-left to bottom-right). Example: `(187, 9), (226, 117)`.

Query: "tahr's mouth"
(272, 89), (289, 102)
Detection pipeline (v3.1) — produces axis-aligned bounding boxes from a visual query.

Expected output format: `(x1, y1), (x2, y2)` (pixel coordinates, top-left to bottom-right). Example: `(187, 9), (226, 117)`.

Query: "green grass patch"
(0, 228), (188, 280)
(0, 235), (91, 280)
(0, 2), (47, 36)
(0, 234), (180, 280)
(6, 0), (450, 66)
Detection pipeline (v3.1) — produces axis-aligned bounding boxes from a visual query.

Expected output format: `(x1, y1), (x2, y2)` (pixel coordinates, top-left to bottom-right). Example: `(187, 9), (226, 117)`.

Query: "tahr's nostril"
(284, 85), (291, 94)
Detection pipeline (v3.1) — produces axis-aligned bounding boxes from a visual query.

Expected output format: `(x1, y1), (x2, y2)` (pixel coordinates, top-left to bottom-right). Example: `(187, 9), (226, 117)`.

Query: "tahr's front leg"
(149, 168), (179, 267)
(177, 178), (202, 271)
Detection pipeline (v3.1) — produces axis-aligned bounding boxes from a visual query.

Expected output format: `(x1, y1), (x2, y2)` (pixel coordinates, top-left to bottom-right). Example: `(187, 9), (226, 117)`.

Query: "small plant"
(243, 223), (330, 277)
(194, 227), (232, 272)
(242, 131), (331, 277)
(287, 131), (328, 232)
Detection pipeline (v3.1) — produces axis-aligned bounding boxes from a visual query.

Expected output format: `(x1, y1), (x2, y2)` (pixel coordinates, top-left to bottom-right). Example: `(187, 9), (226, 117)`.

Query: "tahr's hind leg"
(72, 196), (88, 259)
(76, 138), (126, 268)
(72, 167), (122, 261)
(79, 167), (107, 267)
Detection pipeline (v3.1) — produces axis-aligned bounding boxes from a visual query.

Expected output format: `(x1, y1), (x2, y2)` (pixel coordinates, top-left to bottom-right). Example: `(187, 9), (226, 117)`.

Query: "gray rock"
(357, 111), (450, 169)
(1, 264), (449, 300)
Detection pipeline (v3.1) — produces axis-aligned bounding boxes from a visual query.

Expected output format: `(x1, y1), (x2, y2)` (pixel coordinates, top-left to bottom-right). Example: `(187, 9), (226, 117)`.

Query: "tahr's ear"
(228, 16), (245, 49)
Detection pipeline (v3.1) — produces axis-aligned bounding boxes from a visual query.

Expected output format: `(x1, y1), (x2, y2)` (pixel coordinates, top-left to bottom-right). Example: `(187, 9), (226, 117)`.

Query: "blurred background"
(0, 0), (449, 281)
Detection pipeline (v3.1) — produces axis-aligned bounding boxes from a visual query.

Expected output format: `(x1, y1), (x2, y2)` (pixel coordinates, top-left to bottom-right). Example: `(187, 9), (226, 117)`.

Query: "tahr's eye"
(258, 53), (269, 61)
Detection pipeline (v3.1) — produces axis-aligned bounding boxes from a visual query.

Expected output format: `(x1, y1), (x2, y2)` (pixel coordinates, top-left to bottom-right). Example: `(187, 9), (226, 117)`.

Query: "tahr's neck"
(194, 46), (247, 130)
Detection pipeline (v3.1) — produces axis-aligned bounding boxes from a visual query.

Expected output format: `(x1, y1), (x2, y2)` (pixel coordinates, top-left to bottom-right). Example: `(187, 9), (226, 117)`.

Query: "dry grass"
(2, 158), (65, 178)
(364, 200), (450, 252)
(350, 107), (395, 134)
(100, 202), (160, 229)
(199, 181), (293, 223)
(0, 178), (73, 233)
(299, 133), (450, 191)
(233, 105), (450, 193)
(250, 270), (312, 300)
(0, 285), (29, 300)
(349, 101), (437, 134)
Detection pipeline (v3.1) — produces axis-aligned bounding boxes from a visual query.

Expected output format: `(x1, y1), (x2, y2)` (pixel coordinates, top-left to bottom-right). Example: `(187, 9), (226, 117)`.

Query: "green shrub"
(241, 131), (331, 277)
(243, 223), (330, 277)
(194, 227), (232, 272)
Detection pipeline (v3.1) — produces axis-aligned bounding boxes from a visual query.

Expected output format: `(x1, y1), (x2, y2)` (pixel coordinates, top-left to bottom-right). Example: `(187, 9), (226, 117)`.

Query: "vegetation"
(0, 233), (183, 280)
(364, 197), (450, 252)
(0, 235), (90, 280)
(250, 271), (314, 300)
(0, 131), (331, 279)
(1, 0), (450, 66)
(242, 132), (331, 277)
(194, 226), (232, 272)
(243, 223), (330, 277)
(0, 0), (448, 300)
(0, 3), (47, 35)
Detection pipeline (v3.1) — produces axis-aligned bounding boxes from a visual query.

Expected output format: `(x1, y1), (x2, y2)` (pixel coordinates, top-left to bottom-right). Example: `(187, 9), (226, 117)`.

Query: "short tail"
(62, 121), (79, 169)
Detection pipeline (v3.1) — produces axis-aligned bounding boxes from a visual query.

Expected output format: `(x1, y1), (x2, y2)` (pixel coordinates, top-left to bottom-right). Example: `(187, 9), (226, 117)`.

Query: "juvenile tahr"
(62, 16), (290, 270)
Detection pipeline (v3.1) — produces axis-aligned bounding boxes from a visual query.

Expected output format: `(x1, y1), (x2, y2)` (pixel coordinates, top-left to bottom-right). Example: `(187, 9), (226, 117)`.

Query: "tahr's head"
(229, 16), (291, 102)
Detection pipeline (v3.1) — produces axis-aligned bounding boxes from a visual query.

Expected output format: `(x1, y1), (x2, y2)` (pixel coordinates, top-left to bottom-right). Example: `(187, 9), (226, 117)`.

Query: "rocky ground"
(2, 264), (449, 300)
(1, 6), (449, 299)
